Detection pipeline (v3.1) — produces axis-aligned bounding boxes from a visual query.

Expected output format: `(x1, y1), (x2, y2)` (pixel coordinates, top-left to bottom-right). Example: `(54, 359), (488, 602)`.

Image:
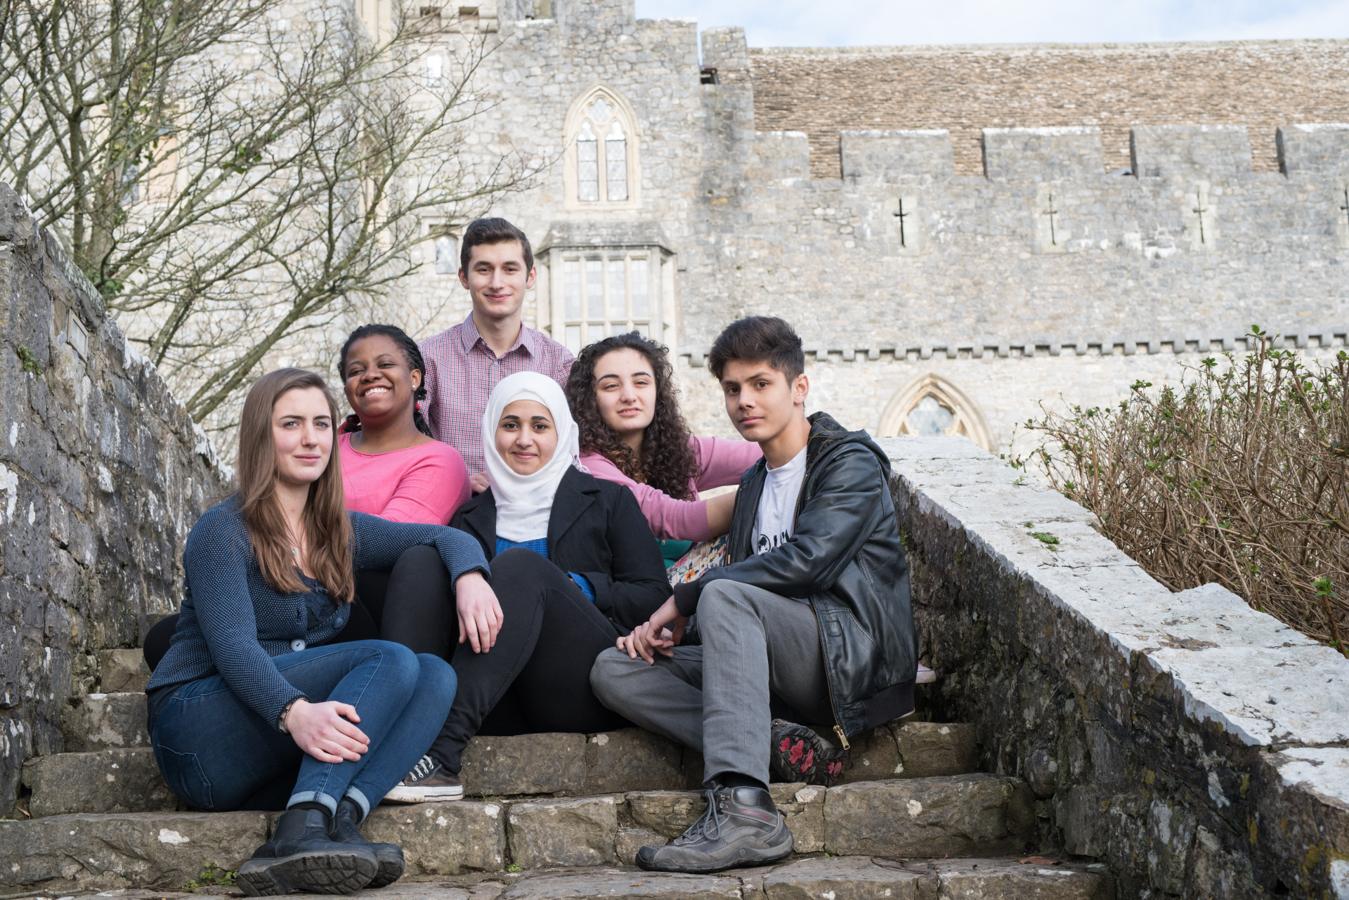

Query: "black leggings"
(143, 544), (454, 671)
(430, 547), (625, 773)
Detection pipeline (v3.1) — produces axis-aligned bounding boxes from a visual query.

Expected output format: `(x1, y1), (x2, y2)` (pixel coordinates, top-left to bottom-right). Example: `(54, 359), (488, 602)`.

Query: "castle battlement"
(680, 325), (1349, 367)
(795, 123), (1349, 184)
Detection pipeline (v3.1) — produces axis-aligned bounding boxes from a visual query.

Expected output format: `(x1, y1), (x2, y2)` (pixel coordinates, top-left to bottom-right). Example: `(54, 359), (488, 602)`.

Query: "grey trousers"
(590, 580), (833, 786)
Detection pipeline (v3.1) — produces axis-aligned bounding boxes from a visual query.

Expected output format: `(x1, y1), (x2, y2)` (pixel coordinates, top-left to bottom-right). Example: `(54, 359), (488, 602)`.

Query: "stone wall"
(676, 116), (1349, 357)
(748, 40), (1349, 178)
(0, 184), (228, 815)
(885, 435), (1349, 898)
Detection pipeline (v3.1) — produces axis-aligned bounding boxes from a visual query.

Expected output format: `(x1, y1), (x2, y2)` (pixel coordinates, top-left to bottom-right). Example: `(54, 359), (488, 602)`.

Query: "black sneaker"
(770, 719), (847, 786)
(235, 807), (377, 896)
(383, 754), (464, 803)
(330, 797), (405, 889)
(635, 785), (793, 874)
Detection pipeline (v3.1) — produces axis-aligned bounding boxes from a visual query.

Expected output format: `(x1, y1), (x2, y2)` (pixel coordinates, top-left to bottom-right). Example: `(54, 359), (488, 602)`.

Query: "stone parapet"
(1130, 124), (1253, 180)
(0, 183), (228, 815)
(751, 132), (813, 180)
(1278, 123), (1349, 175)
(840, 130), (955, 183)
(884, 435), (1349, 898)
(982, 127), (1105, 182)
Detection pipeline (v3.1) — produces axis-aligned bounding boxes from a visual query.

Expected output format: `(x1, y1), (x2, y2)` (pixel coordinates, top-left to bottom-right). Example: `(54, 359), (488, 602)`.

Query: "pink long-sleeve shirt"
(339, 432), (471, 525)
(580, 436), (763, 541)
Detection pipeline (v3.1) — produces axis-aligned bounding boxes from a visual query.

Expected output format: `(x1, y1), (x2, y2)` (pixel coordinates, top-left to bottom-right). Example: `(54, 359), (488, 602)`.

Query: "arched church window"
(564, 88), (639, 208)
(879, 374), (993, 450)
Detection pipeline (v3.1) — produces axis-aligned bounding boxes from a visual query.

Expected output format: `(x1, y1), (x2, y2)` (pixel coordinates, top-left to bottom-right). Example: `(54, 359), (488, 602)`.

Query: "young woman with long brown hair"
(144, 368), (501, 896)
(565, 332), (761, 543)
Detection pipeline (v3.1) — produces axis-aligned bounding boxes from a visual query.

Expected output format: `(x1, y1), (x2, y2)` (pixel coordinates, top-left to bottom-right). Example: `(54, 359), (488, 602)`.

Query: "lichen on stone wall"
(0, 183), (228, 815)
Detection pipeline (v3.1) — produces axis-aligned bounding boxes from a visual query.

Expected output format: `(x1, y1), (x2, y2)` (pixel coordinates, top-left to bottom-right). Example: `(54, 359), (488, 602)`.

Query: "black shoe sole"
(769, 719), (847, 786)
(236, 849), (378, 896)
(635, 828), (794, 874)
(369, 847), (406, 890)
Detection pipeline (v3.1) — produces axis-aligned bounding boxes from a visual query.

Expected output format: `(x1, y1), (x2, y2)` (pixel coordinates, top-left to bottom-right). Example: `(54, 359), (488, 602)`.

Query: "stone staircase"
(3, 650), (1114, 898)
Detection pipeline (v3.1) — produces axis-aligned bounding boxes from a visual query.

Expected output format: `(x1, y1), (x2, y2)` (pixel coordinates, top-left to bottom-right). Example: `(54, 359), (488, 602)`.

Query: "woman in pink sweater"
(337, 324), (472, 652)
(339, 324), (470, 525)
(566, 332), (760, 543)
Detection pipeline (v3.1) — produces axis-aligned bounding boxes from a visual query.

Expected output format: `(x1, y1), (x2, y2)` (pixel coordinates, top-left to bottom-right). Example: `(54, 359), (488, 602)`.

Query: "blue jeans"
(150, 640), (454, 818)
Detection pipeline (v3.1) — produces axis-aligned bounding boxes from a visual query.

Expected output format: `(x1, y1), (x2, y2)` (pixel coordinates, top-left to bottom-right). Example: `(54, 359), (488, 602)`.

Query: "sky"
(633, 0), (1349, 47)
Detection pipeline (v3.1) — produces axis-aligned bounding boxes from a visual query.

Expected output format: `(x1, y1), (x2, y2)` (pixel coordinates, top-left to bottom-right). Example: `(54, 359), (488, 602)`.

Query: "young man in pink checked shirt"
(420, 218), (573, 489)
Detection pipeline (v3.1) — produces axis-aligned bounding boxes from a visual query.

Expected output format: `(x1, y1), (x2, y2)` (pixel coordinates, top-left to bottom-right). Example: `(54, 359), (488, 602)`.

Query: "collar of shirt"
(457, 313), (538, 361)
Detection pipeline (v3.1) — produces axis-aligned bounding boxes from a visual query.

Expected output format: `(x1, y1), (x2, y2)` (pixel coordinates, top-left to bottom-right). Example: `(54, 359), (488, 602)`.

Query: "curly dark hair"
(337, 323), (433, 437)
(566, 332), (700, 501)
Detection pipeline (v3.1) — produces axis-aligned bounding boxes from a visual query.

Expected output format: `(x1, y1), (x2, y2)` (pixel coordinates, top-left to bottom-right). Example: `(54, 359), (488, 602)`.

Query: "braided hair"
(337, 324), (433, 437)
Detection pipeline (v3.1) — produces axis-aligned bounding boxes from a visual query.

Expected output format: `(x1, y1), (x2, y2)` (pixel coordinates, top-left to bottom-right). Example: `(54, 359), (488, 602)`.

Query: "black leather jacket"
(673, 412), (917, 743)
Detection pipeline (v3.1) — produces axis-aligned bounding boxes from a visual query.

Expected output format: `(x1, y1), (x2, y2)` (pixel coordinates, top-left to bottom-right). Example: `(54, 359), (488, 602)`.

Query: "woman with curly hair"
(566, 332), (761, 542)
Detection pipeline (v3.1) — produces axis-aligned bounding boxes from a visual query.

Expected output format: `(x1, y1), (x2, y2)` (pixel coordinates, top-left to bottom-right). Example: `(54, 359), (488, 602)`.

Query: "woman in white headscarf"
(385, 372), (671, 803)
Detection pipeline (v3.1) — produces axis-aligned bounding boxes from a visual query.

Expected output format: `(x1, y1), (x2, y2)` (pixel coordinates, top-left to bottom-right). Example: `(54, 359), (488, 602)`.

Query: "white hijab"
(483, 371), (581, 541)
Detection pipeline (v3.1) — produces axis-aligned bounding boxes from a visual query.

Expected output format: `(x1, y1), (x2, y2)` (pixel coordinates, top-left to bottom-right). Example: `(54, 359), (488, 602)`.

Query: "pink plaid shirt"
(420, 315), (574, 476)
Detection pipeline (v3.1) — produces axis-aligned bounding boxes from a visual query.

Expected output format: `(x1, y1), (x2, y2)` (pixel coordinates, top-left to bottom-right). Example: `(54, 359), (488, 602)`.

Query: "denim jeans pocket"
(153, 741), (215, 810)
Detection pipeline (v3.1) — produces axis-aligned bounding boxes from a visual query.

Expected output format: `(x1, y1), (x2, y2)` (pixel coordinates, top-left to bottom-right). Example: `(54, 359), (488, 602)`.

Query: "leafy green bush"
(1020, 329), (1348, 654)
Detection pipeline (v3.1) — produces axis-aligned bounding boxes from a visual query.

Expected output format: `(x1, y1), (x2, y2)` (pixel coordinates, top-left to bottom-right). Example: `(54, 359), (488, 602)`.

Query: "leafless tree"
(1, 0), (540, 422)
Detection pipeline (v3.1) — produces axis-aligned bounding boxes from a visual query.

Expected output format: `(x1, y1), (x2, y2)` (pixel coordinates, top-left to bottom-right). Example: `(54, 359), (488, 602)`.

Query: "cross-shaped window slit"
(893, 198), (909, 248)
(1192, 190), (1208, 245)
(1339, 185), (1349, 230)
(1040, 192), (1059, 246)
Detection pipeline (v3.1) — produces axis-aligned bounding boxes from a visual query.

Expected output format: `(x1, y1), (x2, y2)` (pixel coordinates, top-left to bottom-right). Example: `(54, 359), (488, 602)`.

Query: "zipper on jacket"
(833, 724), (851, 752)
(810, 599), (851, 752)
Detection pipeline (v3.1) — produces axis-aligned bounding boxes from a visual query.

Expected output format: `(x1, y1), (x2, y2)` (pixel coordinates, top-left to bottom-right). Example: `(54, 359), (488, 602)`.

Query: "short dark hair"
(459, 217), (533, 273)
(708, 316), (805, 381)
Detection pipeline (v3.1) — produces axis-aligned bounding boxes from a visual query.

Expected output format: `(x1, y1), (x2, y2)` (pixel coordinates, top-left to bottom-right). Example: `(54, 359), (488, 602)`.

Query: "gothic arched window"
(879, 374), (993, 450)
(564, 88), (638, 208)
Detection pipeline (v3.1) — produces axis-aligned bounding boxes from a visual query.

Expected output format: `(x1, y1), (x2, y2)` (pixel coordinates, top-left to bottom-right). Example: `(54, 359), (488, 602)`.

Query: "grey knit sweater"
(146, 497), (487, 728)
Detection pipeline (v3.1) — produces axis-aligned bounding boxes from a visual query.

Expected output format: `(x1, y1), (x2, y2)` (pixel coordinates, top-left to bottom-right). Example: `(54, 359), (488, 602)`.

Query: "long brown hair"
(236, 368), (355, 602)
(566, 332), (699, 500)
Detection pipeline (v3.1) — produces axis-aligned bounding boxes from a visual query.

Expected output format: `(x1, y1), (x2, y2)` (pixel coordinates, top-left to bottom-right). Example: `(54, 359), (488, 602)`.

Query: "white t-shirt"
(753, 446), (807, 556)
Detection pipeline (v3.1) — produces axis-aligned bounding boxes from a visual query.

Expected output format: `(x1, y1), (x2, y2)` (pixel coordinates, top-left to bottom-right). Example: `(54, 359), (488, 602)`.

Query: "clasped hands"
(283, 569), (503, 763)
(617, 595), (687, 664)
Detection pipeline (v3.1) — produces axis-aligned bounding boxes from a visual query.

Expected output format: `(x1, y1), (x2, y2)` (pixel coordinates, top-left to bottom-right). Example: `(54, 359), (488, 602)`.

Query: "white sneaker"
(916, 663), (937, 684)
(383, 754), (464, 803)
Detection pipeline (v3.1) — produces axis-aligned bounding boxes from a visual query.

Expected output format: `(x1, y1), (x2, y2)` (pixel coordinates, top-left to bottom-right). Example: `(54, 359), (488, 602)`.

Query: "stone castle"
(3, 3), (1349, 897)
(341, 0), (1349, 452)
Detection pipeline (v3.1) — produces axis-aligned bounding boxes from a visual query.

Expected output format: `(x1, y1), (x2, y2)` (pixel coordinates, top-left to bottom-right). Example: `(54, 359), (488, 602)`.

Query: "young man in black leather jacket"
(590, 315), (918, 875)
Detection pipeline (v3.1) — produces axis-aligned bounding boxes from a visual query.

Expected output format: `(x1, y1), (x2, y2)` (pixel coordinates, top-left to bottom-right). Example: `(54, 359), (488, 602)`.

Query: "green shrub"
(1021, 329), (1348, 654)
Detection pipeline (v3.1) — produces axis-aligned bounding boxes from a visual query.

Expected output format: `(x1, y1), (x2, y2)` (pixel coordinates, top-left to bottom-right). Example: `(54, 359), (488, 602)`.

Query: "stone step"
(0, 857), (1115, 899)
(97, 648), (150, 693)
(0, 775), (1037, 893)
(61, 691), (148, 751)
(22, 748), (174, 817)
(30, 722), (981, 816)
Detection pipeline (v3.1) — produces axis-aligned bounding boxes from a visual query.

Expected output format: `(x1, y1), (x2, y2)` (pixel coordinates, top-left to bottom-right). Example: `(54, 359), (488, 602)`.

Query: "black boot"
(235, 806), (377, 896)
(330, 797), (405, 889)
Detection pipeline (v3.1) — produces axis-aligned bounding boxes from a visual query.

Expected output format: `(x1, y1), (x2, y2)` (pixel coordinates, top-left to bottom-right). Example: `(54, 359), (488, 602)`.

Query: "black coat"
(451, 467), (671, 632)
(672, 412), (917, 742)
